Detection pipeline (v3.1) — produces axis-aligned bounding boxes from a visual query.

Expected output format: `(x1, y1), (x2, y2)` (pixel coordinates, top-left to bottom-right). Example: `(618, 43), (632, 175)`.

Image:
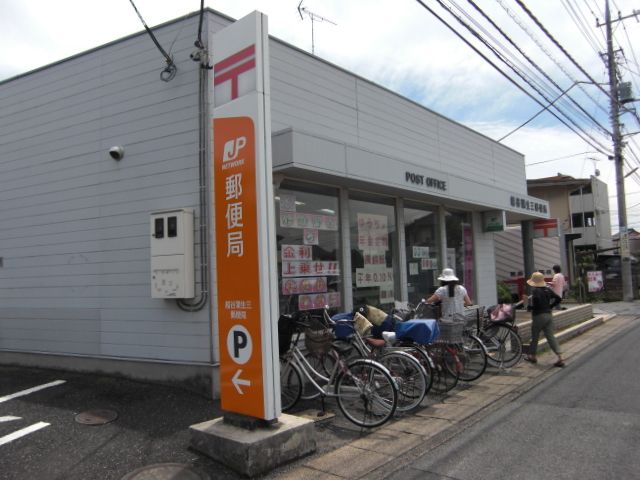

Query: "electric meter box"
(150, 208), (195, 299)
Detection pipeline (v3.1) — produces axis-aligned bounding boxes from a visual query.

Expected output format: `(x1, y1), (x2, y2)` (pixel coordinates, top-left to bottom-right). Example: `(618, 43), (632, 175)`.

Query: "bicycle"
(409, 301), (487, 385)
(325, 309), (430, 413)
(278, 311), (399, 428)
(391, 303), (461, 395)
(470, 302), (524, 369)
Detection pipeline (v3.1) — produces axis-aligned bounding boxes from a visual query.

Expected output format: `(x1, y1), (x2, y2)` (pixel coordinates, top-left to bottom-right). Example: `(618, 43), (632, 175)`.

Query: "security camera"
(109, 146), (124, 160)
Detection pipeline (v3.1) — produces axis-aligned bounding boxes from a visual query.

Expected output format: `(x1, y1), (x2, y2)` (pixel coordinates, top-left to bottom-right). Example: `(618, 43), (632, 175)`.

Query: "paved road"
(386, 316), (640, 480)
(0, 367), (237, 480)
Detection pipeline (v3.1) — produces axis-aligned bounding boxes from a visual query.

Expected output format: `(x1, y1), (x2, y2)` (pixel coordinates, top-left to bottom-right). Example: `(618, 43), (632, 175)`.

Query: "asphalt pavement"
(0, 301), (637, 480)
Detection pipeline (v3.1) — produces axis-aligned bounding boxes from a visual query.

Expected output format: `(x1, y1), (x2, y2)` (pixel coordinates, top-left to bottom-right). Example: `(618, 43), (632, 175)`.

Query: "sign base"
(190, 414), (316, 477)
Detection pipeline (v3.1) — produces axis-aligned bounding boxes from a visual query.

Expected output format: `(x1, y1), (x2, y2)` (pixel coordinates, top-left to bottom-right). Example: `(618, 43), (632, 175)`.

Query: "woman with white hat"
(426, 268), (473, 321)
(522, 271), (565, 367)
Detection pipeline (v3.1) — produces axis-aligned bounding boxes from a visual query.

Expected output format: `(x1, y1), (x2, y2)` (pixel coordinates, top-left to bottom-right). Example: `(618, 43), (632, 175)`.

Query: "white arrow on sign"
(232, 369), (251, 395)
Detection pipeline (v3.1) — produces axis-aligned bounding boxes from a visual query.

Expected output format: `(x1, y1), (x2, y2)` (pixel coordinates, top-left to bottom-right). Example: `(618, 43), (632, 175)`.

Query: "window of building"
(570, 184), (591, 196)
(445, 209), (474, 300)
(584, 211), (596, 227)
(572, 213), (584, 228)
(349, 193), (398, 308)
(404, 201), (440, 304)
(275, 181), (341, 315)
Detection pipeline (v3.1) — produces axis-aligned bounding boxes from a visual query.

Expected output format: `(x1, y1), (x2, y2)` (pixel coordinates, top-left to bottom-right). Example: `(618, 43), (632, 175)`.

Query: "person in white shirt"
(551, 264), (566, 310)
(426, 268), (473, 321)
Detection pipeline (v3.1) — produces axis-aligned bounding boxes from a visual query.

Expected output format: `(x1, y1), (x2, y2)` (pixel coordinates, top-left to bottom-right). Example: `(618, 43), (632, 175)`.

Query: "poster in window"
(357, 213), (389, 250)
(412, 246), (429, 258)
(409, 262), (419, 276)
(281, 244), (312, 261)
(280, 194), (296, 212)
(303, 228), (319, 245)
(362, 249), (386, 266)
(421, 258), (438, 270)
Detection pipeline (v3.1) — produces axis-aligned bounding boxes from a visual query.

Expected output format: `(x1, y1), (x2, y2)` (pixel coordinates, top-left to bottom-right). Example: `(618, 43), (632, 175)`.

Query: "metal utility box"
(150, 209), (195, 299)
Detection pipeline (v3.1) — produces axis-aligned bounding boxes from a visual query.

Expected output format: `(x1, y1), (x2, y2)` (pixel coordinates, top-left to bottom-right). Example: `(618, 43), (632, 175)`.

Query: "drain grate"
(74, 409), (118, 425)
(120, 463), (210, 480)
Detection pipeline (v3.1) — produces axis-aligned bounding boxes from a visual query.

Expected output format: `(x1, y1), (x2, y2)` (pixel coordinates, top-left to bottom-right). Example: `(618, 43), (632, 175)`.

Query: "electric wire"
(526, 151), (601, 166)
(513, 0), (640, 125)
(128, 0), (177, 82)
(495, 0), (609, 117)
(463, 0), (611, 137)
(177, 53), (209, 313)
(195, 0), (205, 48)
(561, 0), (603, 56)
(417, 0), (611, 154)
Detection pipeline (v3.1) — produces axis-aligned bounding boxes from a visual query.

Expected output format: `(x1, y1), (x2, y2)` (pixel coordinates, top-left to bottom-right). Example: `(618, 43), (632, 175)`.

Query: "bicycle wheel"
(300, 351), (331, 400)
(279, 357), (302, 411)
(379, 351), (428, 412)
(457, 334), (488, 382)
(483, 324), (523, 368)
(404, 345), (434, 394)
(429, 345), (459, 395)
(335, 359), (398, 428)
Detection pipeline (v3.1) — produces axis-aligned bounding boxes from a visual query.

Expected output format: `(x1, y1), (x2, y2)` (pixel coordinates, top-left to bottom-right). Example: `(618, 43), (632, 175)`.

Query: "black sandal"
(524, 356), (537, 364)
(554, 361), (565, 368)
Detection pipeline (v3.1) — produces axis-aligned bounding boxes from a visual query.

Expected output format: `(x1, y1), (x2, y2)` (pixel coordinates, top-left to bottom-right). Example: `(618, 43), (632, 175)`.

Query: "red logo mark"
(214, 45), (256, 100)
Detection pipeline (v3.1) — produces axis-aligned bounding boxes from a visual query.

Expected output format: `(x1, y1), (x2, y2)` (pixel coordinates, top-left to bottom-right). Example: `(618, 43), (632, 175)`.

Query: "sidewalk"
(265, 304), (638, 479)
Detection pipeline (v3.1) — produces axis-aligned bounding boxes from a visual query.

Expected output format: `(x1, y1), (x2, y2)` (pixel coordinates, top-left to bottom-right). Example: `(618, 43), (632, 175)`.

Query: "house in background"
(494, 173), (614, 297)
(527, 174), (613, 278)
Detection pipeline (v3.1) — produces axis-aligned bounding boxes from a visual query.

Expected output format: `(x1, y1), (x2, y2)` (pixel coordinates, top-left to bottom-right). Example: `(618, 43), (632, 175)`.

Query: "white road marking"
(0, 422), (50, 447)
(0, 380), (66, 404)
(0, 416), (21, 423)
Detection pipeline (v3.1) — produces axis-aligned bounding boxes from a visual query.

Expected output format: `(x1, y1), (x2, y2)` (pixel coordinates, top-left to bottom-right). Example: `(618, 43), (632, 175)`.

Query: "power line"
(417, 0), (611, 154)
(527, 151), (600, 166)
(127, 0), (177, 82)
(463, 0), (610, 138)
(496, 0), (609, 118)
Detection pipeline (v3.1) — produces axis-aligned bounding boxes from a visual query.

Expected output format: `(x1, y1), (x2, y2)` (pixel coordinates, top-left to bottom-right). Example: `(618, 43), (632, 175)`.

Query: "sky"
(2, 0), (640, 230)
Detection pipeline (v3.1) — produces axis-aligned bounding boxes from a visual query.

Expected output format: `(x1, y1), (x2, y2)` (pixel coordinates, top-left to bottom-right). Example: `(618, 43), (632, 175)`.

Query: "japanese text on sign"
(281, 261), (340, 277)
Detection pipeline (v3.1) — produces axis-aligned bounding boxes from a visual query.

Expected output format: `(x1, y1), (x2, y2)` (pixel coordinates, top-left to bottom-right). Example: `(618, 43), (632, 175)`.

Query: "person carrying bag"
(522, 272), (565, 367)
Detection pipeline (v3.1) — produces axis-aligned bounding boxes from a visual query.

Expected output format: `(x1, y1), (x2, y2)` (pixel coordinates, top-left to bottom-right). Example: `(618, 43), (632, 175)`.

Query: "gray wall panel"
(0, 16), (210, 364)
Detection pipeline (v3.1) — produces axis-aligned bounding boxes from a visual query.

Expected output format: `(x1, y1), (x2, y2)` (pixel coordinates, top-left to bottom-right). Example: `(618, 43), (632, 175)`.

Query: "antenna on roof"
(297, 1), (337, 55)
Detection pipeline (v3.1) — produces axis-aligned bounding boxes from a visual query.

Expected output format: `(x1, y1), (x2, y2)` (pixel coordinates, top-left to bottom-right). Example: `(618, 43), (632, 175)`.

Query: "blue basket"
(331, 312), (354, 339)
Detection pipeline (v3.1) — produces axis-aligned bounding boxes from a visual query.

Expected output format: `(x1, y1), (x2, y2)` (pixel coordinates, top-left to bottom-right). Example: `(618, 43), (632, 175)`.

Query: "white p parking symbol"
(227, 325), (252, 364)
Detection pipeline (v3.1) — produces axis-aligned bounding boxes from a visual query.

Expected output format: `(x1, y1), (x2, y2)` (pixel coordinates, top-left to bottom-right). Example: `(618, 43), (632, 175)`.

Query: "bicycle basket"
(463, 306), (484, 328)
(435, 319), (465, 343)
(304, 328), (335, 355)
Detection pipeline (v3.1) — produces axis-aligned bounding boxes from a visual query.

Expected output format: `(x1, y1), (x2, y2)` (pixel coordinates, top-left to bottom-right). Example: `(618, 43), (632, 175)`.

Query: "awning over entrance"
(273, 128), (549, 222)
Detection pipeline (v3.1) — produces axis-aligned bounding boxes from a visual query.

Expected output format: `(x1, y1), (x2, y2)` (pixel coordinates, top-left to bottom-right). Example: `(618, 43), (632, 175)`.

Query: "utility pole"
(603, 0), (634, 301)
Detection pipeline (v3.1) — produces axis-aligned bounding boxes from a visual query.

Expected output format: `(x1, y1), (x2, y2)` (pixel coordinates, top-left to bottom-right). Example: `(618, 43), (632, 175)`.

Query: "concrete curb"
(532, 312), (614, 353)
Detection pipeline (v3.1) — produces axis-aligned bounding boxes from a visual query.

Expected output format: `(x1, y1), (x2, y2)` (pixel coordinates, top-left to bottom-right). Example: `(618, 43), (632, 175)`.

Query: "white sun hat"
(437, 268), (459, 282)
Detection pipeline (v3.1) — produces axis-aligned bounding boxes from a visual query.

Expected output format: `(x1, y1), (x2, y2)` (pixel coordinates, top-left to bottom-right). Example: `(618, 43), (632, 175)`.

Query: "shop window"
(276, 181), (341, 315)
(349, 194), (398, 309)
(444, 210), (474, 300)
(404, 202), (440, 304)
